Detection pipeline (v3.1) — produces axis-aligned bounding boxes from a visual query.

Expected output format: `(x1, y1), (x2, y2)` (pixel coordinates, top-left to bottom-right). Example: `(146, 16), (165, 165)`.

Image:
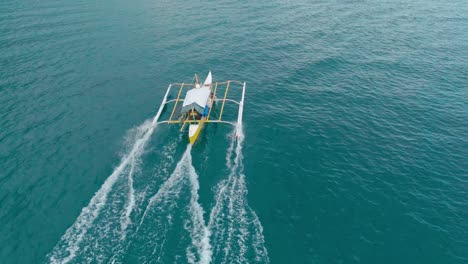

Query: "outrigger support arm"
(236, 82), (246, 137)
(152, 84), (172, 125)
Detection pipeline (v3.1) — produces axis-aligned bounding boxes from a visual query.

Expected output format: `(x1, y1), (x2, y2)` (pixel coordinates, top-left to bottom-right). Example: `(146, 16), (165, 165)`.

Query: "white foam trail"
(209, 130), (238, 229)
(125, 145), (212, 264)
(207, 132), (236, 263)
(107, 138), (181, 264)
(49, 85), (172, 264)
(120, 155), (136, 239)
(137, 146), (191, 229)
(185, 145), (212, 264)
(251, 209), (269, 262)
(208, 125), (270, 263)
(237, 205), (249, 260)
(111, 145), (189, 263)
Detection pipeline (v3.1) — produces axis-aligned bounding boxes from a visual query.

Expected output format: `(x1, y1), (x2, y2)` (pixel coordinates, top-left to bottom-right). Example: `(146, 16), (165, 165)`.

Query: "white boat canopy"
(181, 87), (211, 114)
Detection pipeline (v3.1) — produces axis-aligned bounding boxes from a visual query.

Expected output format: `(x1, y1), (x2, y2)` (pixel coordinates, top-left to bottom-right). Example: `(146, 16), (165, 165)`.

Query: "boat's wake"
(48, 123), (268, 263)
(208, 127), (269, 264)
(120, 144), (212, 264)
(47, 117), (178, 263)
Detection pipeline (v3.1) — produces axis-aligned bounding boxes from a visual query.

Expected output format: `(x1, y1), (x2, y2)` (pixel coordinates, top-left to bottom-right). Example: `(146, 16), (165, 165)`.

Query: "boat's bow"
(203, 71), (212, 86)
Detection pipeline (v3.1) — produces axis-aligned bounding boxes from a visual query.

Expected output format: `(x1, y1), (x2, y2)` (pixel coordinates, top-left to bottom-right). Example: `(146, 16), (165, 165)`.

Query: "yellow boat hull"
(188, 119), (205, 144)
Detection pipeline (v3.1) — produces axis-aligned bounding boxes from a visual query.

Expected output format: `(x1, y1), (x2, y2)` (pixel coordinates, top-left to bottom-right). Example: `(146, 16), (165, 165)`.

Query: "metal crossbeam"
(214, 98), (240, 105)
(213, 80), (244, 85)
(180, 114), (191, 131)
(205, 120), (235, 125)
(166, 99), (184, 104)
(218, 81), (230, 121)
(206, 82), (218, 121)
(167, 120), (182, 124)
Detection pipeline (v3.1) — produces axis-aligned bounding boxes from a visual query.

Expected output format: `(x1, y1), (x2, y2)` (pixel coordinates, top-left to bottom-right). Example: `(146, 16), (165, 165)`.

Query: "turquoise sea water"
(1, 0), (467, 263)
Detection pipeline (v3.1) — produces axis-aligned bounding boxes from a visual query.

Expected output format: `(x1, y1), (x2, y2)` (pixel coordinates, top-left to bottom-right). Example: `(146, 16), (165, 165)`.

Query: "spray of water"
(48, 120), (159, 263)
(134, 145), (212, 263)
(107, 138), (180, 264)
(184, 145), (212, 264)
(48, 87), (268, 263)
(208, 125), (269, 263)
(138, 146), (192, 229)
(108, 144), (210, 264)
(48, 86), (171, 264)
(120, 154), (136, 240)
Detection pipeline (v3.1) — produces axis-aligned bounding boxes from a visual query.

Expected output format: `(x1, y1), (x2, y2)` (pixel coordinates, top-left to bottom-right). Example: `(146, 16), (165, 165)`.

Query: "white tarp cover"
(181, 87), (211, 113)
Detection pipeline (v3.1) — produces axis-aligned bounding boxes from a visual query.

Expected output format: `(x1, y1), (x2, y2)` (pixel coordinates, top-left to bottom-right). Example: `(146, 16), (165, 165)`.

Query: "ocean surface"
(1, 0), (467, 263)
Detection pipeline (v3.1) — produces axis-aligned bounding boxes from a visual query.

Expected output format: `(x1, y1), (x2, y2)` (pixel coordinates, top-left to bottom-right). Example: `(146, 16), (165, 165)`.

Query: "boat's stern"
(188, 122), (204, 144)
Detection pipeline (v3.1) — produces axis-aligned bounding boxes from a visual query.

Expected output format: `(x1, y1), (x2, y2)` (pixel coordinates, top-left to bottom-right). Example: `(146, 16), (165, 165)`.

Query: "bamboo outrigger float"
(154, 71), (246, 144)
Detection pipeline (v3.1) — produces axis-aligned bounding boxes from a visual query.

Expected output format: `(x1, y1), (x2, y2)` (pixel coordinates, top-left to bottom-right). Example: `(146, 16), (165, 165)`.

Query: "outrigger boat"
(154, 71), (246, 144)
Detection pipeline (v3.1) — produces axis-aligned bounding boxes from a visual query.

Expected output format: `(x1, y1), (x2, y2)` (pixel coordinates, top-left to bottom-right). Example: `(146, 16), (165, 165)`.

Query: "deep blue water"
(1, 0), (467, 263)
